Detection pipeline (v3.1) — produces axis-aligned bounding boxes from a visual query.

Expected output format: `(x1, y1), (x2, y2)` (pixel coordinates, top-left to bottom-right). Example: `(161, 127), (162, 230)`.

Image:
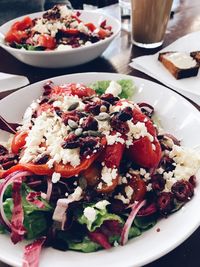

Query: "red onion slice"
(0, 171), (32, 229)
(88, 231), (112, 249)
(26, 192), (45, 209)
(10, 177), (26, 244)
(120, 200), (146, 246)
(46, 177), (52, 202)
(22, 236), (46, 267)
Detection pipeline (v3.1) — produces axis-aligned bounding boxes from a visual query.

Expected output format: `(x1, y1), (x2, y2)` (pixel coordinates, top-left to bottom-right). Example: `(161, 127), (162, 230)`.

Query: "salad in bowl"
(4, 5), (113, 51)
(0, 78), (199, 267)
(0, 6), (120, 67)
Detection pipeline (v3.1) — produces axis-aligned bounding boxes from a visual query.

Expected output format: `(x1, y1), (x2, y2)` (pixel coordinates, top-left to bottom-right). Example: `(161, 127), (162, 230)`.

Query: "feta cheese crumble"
(105, 81), (122, 97)
(52, 172), (61, 183)
(83, 207), (97, 225)
(101, 166), (118, 186)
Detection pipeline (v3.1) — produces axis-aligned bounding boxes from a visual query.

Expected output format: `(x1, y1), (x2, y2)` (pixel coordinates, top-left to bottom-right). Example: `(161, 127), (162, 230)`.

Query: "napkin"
(130, 31), (200, 105)
(0, 72), (29, 93)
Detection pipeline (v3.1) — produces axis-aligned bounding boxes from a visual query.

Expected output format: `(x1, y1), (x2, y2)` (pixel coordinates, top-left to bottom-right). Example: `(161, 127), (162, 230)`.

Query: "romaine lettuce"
(89, 79), (136, 99)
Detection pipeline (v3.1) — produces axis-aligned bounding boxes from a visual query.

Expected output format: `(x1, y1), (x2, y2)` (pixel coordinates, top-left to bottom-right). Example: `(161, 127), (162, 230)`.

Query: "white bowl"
(0, 73), (200, 267)
(0, 11), (120, 68)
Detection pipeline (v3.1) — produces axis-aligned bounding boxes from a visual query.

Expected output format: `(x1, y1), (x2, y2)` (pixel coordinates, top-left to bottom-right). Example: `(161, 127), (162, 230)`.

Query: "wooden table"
(0, 1), (200, 266)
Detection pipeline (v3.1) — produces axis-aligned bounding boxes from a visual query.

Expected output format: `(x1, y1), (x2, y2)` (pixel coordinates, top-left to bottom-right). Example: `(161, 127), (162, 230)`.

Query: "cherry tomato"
(85, 23), (96, 32)
(128, 174), (147, 202)
(127, 136), (161, 168)
(37, 35), (56, 50)
(11, 131), (28, 154)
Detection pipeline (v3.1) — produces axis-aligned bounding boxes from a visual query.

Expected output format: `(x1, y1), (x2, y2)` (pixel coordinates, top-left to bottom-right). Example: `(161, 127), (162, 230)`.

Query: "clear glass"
(119, 0), (131, 32)
(131, 0), (173, 48)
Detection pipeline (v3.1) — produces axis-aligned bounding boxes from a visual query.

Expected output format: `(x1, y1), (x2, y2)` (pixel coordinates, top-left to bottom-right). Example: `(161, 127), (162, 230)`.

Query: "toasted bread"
(190, 51), (200, 64)
(158, 52), (199, 79)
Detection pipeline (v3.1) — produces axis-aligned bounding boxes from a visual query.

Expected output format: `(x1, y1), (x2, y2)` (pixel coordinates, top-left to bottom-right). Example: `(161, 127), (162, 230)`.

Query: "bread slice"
(158, 52), (199, 79)
(190, 51), (200, 64)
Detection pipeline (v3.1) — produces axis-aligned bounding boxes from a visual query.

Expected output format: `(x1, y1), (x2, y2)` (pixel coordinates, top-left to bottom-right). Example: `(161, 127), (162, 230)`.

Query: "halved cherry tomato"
(127, 136), (162, 168)
(37, 35), (56, 50)
(37, 103), (53, 117)
(2, 163), (53, 178)
(128, 174), (146, 202)
(11, 131), (28, 154)
(85, 23), (96, 32)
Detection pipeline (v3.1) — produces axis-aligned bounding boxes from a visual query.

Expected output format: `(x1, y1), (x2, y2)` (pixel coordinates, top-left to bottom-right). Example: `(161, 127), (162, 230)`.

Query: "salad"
(0, 79), (200, 267)
(4, 5), (113, 51)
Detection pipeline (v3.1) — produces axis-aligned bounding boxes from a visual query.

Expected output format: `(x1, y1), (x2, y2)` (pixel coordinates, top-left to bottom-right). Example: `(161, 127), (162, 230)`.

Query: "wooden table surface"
(0, 1), (200, 266)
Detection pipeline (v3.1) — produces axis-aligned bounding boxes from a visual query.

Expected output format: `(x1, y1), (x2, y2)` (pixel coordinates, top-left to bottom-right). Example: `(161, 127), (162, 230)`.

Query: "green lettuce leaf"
(89, 79), (135, 99)
(13, 43), (45, 51)
(2, 183), (53, 239)
(67, 236), (102, 252)
(77, 202), (123, 232)
(134, 215), (157, 230)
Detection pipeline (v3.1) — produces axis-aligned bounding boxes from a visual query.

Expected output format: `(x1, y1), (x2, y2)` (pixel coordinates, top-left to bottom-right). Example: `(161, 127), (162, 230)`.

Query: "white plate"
(0, 11), (120, 68)
(0, 73), (200, 267)
(130, 31), (200, 105)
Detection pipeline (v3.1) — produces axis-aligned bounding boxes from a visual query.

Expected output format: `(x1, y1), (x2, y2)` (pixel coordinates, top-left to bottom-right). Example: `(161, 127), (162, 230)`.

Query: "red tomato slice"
(37, 35), (56, 50)
(132, 108), (156, 136)
(2, 163), (53, 178)
(85, 23), (96, 32)
(12, 16), (32, 31)
(11, 131), (28, 154)
(61, 28), (79, 35)
(115, 103), (161, 168)
(98, 28), (109, 39)
(5, 16), (32, 43)
(128, 174), (147, 202)
(5, 30), (28, 43)
(55, 137), (106, 178)
(50, 83), (96, 98)
(127, 136), (161, 168)
(103, 141), (125, 169)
